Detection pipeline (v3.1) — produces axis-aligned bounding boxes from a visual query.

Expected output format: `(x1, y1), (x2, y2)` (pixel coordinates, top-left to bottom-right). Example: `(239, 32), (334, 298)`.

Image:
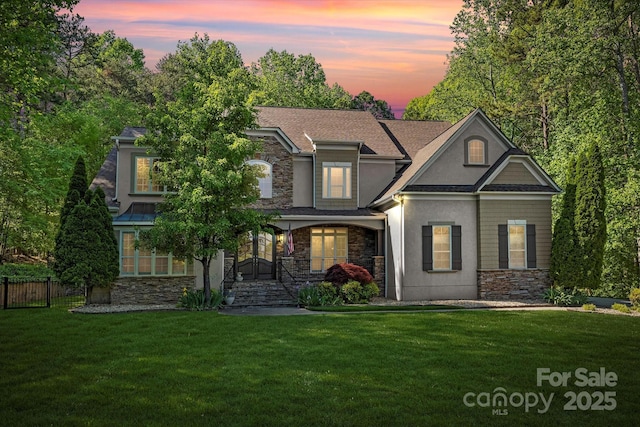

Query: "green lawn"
(1, 308), (638, 426)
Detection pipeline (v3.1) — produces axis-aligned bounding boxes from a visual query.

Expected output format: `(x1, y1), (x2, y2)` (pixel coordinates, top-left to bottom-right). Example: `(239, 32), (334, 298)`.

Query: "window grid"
(468, 140), (485, 164)
(310, 227), (348, 272)
(135, 157), (163, 193)
(432, 225), (451, 270)
(120, 231), (186, 276)
(508, 221), (526, 269)
(322, 163), (351, 199)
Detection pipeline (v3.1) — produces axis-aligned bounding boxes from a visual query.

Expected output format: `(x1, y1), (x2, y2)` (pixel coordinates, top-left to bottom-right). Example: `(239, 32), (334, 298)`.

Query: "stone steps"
(227, 281), (298, 307)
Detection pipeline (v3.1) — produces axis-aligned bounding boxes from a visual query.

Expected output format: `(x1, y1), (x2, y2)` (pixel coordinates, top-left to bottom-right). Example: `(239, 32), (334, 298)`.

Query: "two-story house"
(90, 107), (560, 304)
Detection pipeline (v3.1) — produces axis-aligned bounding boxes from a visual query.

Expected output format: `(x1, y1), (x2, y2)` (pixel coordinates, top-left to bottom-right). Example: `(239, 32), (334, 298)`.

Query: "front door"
(237, 232), (275, 280)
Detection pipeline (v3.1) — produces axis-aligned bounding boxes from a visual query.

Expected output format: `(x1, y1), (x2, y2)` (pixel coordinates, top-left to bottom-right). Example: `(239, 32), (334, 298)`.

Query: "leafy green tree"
(53, 189), (119, 288)
(250, 49), (352, 108)
(350, 91), (395, 119)
(141, 35), (273, 304)
(574, 142), (607, 289)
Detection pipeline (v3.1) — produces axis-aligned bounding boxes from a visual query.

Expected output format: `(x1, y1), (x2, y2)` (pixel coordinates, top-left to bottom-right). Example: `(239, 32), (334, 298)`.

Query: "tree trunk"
(201, 256), (212, 306)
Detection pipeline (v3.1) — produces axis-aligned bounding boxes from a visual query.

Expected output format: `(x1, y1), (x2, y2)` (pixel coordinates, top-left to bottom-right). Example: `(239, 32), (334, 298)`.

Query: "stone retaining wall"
(478, 269), (550, 300)
(111, 276), (196, 305)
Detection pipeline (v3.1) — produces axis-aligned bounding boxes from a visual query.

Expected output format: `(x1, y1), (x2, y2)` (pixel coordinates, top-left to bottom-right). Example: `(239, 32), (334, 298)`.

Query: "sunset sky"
(72, 0), (463, 117)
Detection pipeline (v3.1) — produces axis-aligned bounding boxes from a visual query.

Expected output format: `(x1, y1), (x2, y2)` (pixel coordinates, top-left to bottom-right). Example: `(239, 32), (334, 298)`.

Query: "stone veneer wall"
(478, 269), (551, 300)
(249, 135), (293, 210)
(111, 276), (196, 305)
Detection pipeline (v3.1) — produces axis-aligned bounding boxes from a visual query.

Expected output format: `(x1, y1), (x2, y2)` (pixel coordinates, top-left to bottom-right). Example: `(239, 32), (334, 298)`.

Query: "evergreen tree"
(550, 157), (579, 287)
(53, 189), (118, 288)
(58, 156), (88, 228)
(574, 142), (607, 289)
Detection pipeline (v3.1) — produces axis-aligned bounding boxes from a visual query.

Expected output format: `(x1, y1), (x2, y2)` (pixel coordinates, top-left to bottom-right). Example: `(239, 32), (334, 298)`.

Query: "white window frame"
(322, 162), (352, 199)
(508, 220), (527, 269)
(247, 160), (272, 199)
(134, 156), (165, 194)
(120, 231), (186, 276)
(310, 227), (348, 272)
(432, 225), (452, 271)
(467, 139), (486, 165)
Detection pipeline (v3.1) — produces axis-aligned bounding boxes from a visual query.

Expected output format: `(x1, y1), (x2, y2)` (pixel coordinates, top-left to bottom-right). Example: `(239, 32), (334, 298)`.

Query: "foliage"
(324, 263), (374, 286)
(550, 158), (579, 287)
(140, 34), (274, 304)
(543, 286), (588, 307)
(581, 303), (596, 312)
(0, 263), (54, 278)
(178, 287), (223, 310)
(629, 288), (640, 308)
(250, 49), (352, 109)
(574, 142), (607, 289)
(338, 280), (379, 304)
(350, 91), (395, 119)
(611, 303), (631, 314)
(53, 189), (119, 288)
(297, 281), (342, 307)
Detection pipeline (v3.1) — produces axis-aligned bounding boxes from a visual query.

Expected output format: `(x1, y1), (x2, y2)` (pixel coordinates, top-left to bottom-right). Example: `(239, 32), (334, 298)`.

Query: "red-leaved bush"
(324, 263), (373, 286)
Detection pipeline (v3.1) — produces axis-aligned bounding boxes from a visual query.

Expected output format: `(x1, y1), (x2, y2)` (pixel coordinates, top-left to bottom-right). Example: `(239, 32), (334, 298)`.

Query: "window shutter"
(452, 225), (462, 270)
(422, 225), (433, 271)
(527, 224), (537, 268)
(498, 224), (509, 269)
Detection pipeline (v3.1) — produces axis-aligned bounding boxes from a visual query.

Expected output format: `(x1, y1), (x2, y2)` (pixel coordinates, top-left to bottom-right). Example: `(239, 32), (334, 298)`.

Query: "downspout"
(399, 195), (404, 301)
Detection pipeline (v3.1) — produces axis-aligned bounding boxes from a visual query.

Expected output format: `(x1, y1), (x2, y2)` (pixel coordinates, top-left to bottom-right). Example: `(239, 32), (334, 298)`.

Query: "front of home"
(90, 107), (559, 304)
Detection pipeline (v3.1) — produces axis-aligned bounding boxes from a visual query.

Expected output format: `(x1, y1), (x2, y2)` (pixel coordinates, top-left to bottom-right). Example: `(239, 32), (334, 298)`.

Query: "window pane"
(468, 140), (484, 164)
(322, 168), (329, 197)
(344, 168), (351, 198)
(509, 225), (526, 268)
(138, 257), (151, 274)
(433, 226), (451, 270)
(172, 258), (186, 275)
(150, 159), (162, 192)
(136, 158), (150, 192)
(155, 256), (169, 275)
(121, 233), (135, 274)
(310, 227), (348, 272)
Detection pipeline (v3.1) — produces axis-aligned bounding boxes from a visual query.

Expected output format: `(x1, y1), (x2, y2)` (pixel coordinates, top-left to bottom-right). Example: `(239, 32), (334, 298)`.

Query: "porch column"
(281, 256), (295, 284)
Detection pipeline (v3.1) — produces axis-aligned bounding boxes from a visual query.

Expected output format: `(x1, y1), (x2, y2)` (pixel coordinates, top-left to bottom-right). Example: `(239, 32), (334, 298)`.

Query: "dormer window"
(322, 162), (352, 199)
(135, 156), (164, 193)
(247, 160), (272, 199)
(466, 138), (487, 165)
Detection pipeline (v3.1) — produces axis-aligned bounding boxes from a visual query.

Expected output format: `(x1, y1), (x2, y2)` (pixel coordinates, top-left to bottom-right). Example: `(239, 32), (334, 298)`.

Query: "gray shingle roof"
(89, 146), (118, 208)
(256, 107), (403, 157)
(378, 119), (452, 159)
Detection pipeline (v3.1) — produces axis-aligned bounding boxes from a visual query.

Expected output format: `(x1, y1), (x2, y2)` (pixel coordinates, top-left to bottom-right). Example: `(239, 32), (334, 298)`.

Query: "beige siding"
(293, 158), (313, 207)
(477, 198), (552, 269)
(491, 162), (540, 185)
(359, 160), (397, 206)
(315, 149), (359, 210)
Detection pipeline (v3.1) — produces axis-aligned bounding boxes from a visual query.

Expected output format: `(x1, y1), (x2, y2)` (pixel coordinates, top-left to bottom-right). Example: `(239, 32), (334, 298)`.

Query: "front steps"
(226, 281), (298, 307)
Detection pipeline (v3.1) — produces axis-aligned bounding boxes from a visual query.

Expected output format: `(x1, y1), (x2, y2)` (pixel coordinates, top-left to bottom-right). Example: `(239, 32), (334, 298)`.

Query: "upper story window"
(135, 156), (164, 193)
(322, 162), (351, 199)
(247, 160), (272, 199)
(466, 138), (487, 165)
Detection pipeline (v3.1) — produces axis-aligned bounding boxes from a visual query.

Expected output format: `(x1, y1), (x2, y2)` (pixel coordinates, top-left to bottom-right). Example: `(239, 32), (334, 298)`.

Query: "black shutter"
(498, 224), (509, 269)
(452, 225), (462, 270)
(527, 224), (537, 268)
(422, 225), (433, 271)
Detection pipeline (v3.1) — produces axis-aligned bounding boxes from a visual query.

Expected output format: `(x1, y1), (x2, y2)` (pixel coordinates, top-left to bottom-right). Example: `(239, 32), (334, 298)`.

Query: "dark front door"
(237, 232), (275, 280)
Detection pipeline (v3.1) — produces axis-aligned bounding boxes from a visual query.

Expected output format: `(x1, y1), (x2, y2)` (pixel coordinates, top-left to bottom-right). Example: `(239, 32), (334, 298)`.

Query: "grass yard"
(1, 308), (638, 426)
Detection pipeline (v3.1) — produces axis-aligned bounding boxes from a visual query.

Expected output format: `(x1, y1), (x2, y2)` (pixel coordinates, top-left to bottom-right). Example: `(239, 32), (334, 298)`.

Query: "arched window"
(248, 160), (272, 198)
(467, 138), (486, 165)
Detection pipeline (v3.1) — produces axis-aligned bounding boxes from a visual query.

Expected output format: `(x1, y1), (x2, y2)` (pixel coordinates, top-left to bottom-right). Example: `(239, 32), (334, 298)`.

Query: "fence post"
(3, 277), (7, 310)
(46, 277), (51, 308)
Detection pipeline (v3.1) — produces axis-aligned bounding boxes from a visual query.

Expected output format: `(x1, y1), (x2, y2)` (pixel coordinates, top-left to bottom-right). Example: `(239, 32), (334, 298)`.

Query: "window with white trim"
(310, 227), (348, 272)
(120, 231), (186, 276)
(508, 220), (526, 269)
(247, 160), (272, 199)
(432, 225), (451, 270)
(134, 156), (164, 193)
(467, 139), (486, 165)
(322, 162), (351, 199)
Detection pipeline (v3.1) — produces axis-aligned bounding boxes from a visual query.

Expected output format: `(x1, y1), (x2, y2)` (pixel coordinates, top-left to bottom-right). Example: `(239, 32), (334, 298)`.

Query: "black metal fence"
(1, 277), (85, 309)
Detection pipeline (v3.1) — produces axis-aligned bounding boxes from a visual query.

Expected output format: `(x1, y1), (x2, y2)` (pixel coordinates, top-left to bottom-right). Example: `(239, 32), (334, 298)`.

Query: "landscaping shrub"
(543, 286), (588, 306)
(298, 282), (342, 307)
(340, 280), (364, 304)
(324, 263), (373, 286)
(629, 288), (640, 308)
(0, 263), (54, 278)
(611, 303), (631, 314)
(178, 288), (223, 310)
(582, 303), (596, 311)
